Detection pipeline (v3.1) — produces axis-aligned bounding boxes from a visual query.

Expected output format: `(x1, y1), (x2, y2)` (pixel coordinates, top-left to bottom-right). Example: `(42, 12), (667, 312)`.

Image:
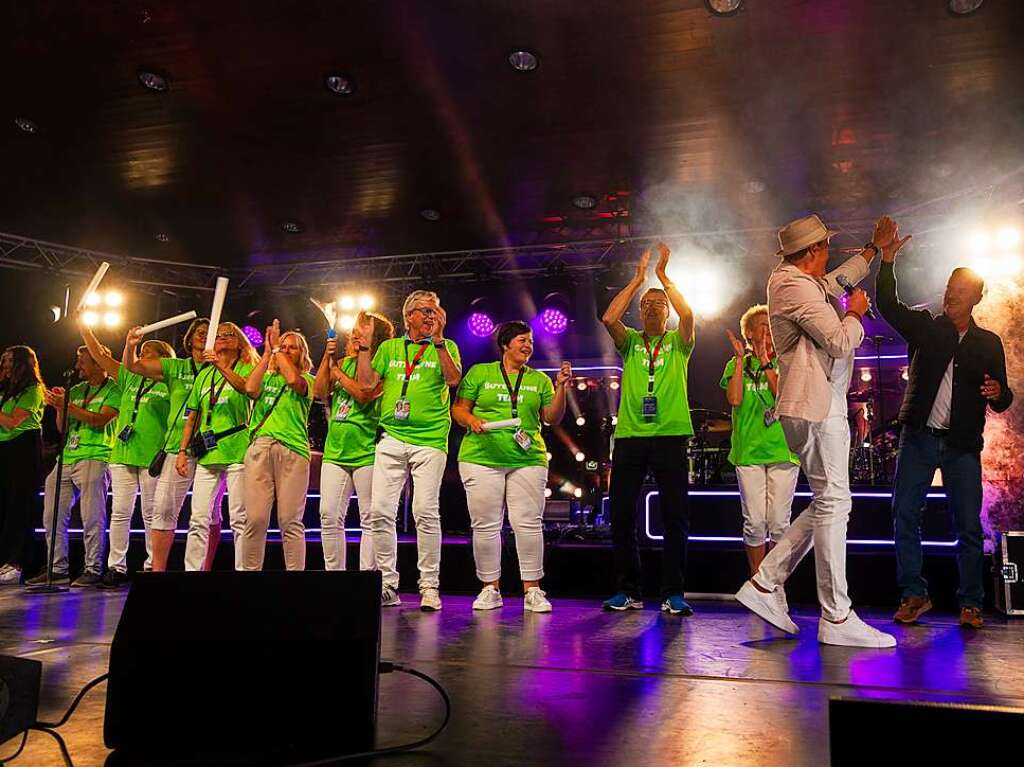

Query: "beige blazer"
(767, 254), (870, 422)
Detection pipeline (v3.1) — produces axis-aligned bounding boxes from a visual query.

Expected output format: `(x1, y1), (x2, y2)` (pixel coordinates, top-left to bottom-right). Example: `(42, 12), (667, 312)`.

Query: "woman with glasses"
(242, 321), (316, 571)
(177, 322), (259, 570)
(0, 346), (46, 585)
(452, 321), (571, 612)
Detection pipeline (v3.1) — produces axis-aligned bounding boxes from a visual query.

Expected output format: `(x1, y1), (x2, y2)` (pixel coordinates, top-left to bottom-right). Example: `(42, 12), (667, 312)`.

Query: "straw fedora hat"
(776, 214), (838, 257)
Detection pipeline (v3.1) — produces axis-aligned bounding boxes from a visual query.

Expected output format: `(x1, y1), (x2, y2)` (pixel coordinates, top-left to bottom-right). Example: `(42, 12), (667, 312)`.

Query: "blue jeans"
(892, 426), (984, 608)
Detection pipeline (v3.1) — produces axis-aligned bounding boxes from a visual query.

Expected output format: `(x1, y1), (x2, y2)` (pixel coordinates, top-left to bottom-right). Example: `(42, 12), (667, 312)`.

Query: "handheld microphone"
(835, 274), (876, 320)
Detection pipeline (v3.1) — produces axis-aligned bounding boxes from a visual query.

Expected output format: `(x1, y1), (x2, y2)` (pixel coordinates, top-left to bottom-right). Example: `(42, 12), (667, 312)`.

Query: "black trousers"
(0, 429), (43, 568)
(609, 435), (690, 599)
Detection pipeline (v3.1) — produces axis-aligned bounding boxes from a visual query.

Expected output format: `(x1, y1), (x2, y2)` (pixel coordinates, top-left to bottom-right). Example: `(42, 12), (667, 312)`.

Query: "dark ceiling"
(3, 0), (1024, 271)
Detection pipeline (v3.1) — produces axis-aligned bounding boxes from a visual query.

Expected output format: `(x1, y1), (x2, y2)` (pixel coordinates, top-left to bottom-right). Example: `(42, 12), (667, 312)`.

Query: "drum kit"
(688, 408), (732, 485)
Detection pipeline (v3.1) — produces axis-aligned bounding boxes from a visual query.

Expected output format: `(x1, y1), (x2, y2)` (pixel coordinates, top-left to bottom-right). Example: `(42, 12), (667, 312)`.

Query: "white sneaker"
(0, 566), (21, 585)
(524, 587), (552, 613)
(818, 610), (897, 648)
(472, 585), (503, 611)
(774, 587), (789, 614)
(381, 585), (402, 607)
(735, 580), (799, 635)
(420, 587), (442, 612)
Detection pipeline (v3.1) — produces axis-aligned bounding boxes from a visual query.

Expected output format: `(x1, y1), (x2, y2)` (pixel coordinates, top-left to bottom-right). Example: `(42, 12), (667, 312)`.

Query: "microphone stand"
(26, 364), (76, 594)
(868, 335), (887, 484)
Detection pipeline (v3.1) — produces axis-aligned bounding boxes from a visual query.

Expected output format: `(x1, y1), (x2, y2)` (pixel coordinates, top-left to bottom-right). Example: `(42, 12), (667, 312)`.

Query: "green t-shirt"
(457, 362), (554, 469)
(110, 367), (171, 467)
(185, 363), (254, 466)
(720, 355), (799, 467)
(323, 357), (380, 468)
(250, 371), (316, 459)
(160, 357), (202, 455)
(372, 337), (461, 452)
(0, 383), (45, 443)
(63, 378), (122, 465)
(614, 327), (694, 439)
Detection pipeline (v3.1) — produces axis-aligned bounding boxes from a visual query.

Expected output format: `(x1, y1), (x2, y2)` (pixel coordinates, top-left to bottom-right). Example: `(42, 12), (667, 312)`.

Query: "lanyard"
(400, 339), (430, 399)
(73, 380), (109, 432)
(498, 363), (525, 419)
(642, 334), (665, 394)
(205, 362), (238, 428)
(128, 379), (158, 426)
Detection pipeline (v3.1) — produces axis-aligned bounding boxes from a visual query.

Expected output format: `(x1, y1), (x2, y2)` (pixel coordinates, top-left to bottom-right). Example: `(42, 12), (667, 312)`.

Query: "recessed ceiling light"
(324, 73), (355, 96)
(280, 221), (304, 234)
(154, 233), (170, 243)
(137, 69), (170, 92)
(572, 195), (597, 210)
(705, 0), (743, 15)
(420, 208), (441, 222)
(948, 0), (983, 14)
(508, 50), (539, 72)
(14, 118), (38, 134)
(743, 180), (766, 194)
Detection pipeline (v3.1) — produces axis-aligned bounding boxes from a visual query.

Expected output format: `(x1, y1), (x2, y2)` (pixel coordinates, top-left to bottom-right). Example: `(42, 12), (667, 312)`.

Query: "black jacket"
(876, 261), (1013, 452)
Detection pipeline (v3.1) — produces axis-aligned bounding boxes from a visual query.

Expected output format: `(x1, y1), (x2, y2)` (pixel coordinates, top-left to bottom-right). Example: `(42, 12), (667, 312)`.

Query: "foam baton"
(480, 418), (522, 432)
(204, 277), (229, 352)
(310, 297), (338, 339)
(136, 311), (198, 336)
(75, 262), (110, 312)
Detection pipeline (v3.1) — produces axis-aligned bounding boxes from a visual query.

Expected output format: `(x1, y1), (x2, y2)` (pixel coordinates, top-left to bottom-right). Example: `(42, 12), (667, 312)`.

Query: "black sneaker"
(97, 570), (128, 590)
(71, 571), (103, 588)
(24, 570), (70, 587)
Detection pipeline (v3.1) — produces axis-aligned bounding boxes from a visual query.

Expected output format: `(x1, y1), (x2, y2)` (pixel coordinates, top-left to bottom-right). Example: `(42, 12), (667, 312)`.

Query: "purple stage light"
(539, 307), (568, 335)
(242, 324), (264, 348)
(468, 312), (495, 338)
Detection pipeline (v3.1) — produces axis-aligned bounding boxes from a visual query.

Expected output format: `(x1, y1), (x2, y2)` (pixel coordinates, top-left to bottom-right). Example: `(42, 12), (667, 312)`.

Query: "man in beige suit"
(736, 213), (900, 648)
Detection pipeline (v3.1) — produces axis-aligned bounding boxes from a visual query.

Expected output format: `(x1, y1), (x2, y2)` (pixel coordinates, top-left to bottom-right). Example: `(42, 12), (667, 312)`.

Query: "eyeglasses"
(640, 300), (668, 309)
(410, 307), (438, 317)
(215, 333), (236, 341)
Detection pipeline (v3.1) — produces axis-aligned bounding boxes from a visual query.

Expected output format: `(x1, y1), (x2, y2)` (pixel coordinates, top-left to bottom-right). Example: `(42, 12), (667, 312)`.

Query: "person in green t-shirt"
(242, 321), (315, 571)
(177, 322), (259, 571)
(722, 305), (800, 583)
(0, 345), (46, 583)
(601, 243), (696, 616)
(80, 322), (175, 588)
(314, 313), (395, 572)
(452, 321), (571, 614)
(356, 290), (462, 611)
(124, 317), (209, 572)
(28, 345), (120, 588)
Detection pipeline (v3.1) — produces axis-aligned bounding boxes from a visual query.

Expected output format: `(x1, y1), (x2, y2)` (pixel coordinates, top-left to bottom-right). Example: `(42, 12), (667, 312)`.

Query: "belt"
(923, 426), (950, 438)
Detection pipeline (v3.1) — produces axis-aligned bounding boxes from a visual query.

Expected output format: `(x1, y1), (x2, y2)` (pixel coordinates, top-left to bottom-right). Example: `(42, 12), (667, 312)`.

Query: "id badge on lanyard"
(513, 427), (532, 451)
(500, 364), (529, 450)
(393, 398), (411, 421)
(335, 398), (352, 422)
(396, 340), (429, 423)
(641, 334), (664, 419)
(68, 433), (81, 450)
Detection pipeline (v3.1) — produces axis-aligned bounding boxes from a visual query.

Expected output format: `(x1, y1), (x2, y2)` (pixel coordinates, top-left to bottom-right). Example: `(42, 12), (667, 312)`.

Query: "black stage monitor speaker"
(830, 697), (1024, 764)
(104, 571), (382, 765)
(0, 655), (41, 743)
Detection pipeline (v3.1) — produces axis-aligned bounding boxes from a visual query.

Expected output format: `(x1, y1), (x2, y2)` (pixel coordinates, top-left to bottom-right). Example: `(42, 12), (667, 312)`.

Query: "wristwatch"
(358, 345), (370, 352)
(864, 241), (880, 256)
(433, 341), (446, 349)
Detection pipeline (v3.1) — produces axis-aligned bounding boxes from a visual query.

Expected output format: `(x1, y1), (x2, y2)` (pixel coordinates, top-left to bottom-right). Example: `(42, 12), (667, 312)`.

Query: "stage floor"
(2, 588), (1023, 766)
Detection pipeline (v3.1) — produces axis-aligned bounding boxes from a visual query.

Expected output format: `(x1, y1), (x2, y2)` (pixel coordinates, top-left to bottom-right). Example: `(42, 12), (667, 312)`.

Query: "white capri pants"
(458, 462), (548, 583)
(107, 464), (160, 573)
(735, 462), (800, 547)
(319, 462), (375, 571)
(150, 452), (197, 531)
(183, 463), (246, 571)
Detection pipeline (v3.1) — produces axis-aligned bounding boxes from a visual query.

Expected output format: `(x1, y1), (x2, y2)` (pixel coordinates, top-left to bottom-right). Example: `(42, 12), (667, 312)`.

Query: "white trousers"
(183, 463), (246, 571)
(319, 462), (375, 571)
(369, 434), (446, 590)
(754, 415), (852, 621)
(42, 460), (110, 575)
(151, 453), (197, 531)
(735, 463), (800, 547)
(458, 462), (548, 583)
(107, 464), (159, 573)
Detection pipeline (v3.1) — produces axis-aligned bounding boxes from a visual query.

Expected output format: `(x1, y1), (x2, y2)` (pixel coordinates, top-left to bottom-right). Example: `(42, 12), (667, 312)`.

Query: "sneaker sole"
(472, 602), (503, 611)
(819, 632), (898, 648)
(893, 602), (933, 624)
(525, 603), (552, 613)
(736, 585), (799, 635)
(603, 602), (642, 612)
(420, 605), (442, 612)
(661, 605), (694, 616)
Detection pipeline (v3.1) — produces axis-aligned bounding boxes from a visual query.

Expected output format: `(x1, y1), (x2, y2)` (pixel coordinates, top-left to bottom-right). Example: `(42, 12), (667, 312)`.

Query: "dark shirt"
(876, 261), (1013, 452)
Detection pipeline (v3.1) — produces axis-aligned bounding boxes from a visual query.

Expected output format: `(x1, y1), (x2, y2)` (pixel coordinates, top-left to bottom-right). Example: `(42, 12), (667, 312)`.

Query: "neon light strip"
(853, 354), (907, 361)
(35, 527), (364, 535)
(536, 365), (624, 374)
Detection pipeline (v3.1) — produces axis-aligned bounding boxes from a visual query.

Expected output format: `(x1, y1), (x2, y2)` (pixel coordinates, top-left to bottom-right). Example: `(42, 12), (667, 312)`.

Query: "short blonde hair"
(272, 331), (313, 373)
(739, 304), (768, 343)
(402, 290), (440, 328)
(141, 340), (176, 359)
(219, 322), (261, 365)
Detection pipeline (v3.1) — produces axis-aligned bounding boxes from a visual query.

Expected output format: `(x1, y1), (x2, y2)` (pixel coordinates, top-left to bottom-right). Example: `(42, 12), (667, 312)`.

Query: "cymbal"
(848, 390), (874, 402)
(705, 419), (732, 432)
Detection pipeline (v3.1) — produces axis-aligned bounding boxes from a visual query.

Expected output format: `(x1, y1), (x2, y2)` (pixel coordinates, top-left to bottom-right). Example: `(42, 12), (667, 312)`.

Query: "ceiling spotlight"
(242, 325), (264, 348)
(539, 307), (568, 335)
(996, 228), (1021, 250)
(337, 314), (356, 331)
(104, 290), (123, 308)
(154, 233), (170, 243)
(860, 370), (873, 382)
(280, 221), (304, 234)
(14, 118), (38, 134)
(948, 0), (983, 15)
(103, 311), (122, 328)
(576, 380), (588, 391)
(137, 69), (170, 92)
(358, 294), (375, 310)
(611, 415), (618, 426)
(468, 312), (495, 338)
(324, 73), (355, 96)
(609, 379), (620, 390)
(572, 195), (597, 210)
(575, 416), (586, 427)
(574, 451), (585, 462)
(84, 292), (102, 307)
(573, 487), (583, 499)
(508, 50), (539, 72)
(743, 180), (766, 194)
(82, 311), (100, 327)
(420, 208), (441, 222)
(338, 295), (356, 311)
(544, 487), (552, 499)
(999, 253), (1022, 276)
(705, 0), (743, 15)
(967, 231), (990, 253)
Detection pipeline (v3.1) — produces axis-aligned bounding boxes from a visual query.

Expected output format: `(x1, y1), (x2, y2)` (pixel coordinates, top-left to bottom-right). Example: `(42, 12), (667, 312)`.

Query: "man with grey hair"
(356, 289), (461, 610)
(736, 213), (900, 648)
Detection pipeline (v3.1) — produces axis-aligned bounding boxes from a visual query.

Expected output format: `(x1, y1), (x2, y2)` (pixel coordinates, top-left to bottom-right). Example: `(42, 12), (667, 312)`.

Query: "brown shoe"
(893, 596), (933, 624)
(959, 607), (983, 629)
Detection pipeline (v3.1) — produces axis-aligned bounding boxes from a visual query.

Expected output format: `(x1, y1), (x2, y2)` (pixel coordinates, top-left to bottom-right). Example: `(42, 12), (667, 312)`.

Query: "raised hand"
(355, 311), (374, 341)
(981, 373), (1002, 401)
(555, 360), (572, 388)
(45, 388), (66, 409)
(325, 338), (338, 359)
(126, 326), (145, 349)
(881, 227), (912, 263)
(265, 319), (281, 350)
(752, 324), (772, 364)
(726, 329), (746, 359)
(432, 306), (447, 342)
(634, 249), (651, 285)
(872, 215), (899, 252)
(655, 242), (672, 286)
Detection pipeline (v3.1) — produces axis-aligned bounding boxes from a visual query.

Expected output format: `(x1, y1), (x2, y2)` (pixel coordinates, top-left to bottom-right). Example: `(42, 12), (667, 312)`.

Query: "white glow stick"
(137, 311), (197, 336)
(310, 298), (337, 338)
(481, 418), (521, 431)
(204, 277), (229, 351)
(76, 262), (110, 312)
